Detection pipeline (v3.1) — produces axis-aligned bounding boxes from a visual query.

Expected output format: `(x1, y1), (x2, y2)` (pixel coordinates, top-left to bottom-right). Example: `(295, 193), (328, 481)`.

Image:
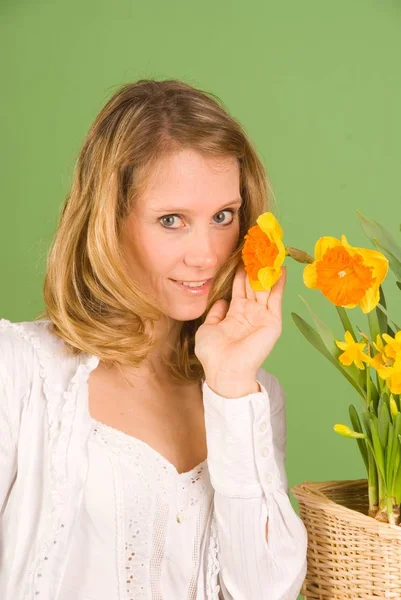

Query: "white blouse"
(0, 319), (307, 600)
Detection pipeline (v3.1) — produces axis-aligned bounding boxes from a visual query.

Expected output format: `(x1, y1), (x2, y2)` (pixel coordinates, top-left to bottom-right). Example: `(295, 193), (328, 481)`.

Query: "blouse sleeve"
(0, 365), (16, 517)
(202, 368), (307, 600)
(0, 322), (31, 517)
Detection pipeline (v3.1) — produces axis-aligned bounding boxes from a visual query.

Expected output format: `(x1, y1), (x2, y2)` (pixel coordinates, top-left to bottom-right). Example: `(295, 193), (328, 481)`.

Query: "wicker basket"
(291, 479), (401, 599)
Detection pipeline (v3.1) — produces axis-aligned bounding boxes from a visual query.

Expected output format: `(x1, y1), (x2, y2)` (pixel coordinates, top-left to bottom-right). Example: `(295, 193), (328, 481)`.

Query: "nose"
(183, 228), (219, 270)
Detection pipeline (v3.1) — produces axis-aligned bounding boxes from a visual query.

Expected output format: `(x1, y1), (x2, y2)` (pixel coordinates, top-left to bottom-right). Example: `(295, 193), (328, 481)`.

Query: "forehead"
(138, 148), (240, 212)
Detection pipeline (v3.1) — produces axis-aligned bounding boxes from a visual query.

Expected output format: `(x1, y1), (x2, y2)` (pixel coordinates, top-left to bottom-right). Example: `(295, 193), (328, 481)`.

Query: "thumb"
(203, 298), (229, 325)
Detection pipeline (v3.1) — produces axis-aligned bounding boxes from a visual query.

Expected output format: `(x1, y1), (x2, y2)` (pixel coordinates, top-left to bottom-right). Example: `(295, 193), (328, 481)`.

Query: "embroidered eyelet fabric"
(57, 419), (214, 600)
(0, 319), (307, 600)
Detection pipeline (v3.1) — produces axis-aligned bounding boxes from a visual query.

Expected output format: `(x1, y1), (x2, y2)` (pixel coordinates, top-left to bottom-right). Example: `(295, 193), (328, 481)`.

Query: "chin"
(168, 303), (208, 322)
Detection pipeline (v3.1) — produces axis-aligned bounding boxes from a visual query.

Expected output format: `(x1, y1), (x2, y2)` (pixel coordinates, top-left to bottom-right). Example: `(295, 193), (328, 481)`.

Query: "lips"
(169, 278), (212, 295)
(170, 278), (212, 285)
(173, 280), (208, 285)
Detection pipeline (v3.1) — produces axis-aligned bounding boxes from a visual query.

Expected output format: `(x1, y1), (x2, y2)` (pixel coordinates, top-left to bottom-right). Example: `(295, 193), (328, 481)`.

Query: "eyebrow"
(150, 198), (243, 214)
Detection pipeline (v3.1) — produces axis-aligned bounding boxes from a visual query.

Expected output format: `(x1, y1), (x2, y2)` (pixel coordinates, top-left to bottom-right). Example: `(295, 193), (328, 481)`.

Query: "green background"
(1, 1), (401, 596)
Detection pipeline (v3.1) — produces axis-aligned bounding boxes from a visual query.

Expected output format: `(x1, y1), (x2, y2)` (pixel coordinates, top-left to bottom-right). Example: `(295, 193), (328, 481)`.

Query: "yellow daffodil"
(369, 333), (401, 392)
(388, 364), (401, 395)
(334, 424), (367, 439)
(303, 235), (388, 313)
(242, 212), (286, 291)
(373, 334), (385, 354)
(368, 334), (392, 376)
(376, 357), (401, 395)
(382, 331), (401, 360)
(369, 352), (393, 379)
(335, 330), (370, 370)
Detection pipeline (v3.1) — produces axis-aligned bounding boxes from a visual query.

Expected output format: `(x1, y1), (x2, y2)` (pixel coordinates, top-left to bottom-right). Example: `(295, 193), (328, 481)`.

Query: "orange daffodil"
(242, 212), (287, 291)
(303, 235), (389, 313)
(242, 216), (389, 313)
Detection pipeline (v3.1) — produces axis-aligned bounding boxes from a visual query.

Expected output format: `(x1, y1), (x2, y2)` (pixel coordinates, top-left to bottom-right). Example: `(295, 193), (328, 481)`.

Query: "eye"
(160, 215), (182, 229)
(213, 209), (235, 225)
(159, 209), (237, 230)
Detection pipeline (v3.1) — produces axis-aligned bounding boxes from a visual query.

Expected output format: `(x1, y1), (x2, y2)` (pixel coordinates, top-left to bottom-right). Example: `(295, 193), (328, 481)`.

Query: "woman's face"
(121, 148), (242, 322)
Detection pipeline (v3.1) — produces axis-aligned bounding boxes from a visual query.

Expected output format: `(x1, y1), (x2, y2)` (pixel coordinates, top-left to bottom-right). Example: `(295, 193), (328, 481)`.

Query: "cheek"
(219, 225), (240, 258)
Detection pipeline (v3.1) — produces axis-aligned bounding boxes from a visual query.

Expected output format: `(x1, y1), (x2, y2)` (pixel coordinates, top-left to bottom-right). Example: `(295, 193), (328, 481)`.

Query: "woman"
(0, 79), (307, 599)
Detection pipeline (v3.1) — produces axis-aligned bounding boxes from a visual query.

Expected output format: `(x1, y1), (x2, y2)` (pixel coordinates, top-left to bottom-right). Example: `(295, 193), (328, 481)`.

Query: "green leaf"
(336, 306), (357, 340)
(373, 238), (401, 281)
(370, 415), (386, 480)
(362, 409), (373, 441)
(388, 413), (401, 492)
(381, 391), (390, 411)
(368, 309), (381, 346)
(349, 404), (368, 471)
(378, 401), (390, 448)
(376, 286), (387, 337)
(357, 211), (401, 280)
(376, 302), (401, 333)
(299, 296), (341, 353)
(393, 456), (401, 504)
(385, 424), (394, 484)
(298, 296), (366, 388)
(291, 312), (365, 398)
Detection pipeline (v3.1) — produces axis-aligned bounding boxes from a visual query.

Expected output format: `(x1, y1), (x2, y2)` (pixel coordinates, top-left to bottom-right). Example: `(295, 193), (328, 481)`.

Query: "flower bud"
(390, 394), (399, 418)
(333, 424), (367, 439)
(286, 246), (314, 264)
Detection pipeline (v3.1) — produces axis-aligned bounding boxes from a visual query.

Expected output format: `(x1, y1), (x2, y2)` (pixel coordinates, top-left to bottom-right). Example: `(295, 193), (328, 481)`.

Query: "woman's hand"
(195, 263), (287, 397)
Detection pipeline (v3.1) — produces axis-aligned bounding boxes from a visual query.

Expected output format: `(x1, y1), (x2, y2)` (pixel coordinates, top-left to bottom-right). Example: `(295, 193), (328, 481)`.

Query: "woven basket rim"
(292, 478), (401, 537)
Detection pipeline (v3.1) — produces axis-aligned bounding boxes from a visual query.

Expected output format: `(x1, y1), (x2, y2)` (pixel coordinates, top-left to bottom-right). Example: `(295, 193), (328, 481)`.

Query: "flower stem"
(367, 450), (378, 516)
(336, 306), (357, 341)
(366, 364), (372, 410)
(387, 497), (396, 525)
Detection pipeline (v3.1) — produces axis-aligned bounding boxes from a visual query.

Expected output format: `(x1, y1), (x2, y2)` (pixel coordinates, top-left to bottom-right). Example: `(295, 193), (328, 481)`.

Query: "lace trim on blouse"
(92, 419), (215, 600)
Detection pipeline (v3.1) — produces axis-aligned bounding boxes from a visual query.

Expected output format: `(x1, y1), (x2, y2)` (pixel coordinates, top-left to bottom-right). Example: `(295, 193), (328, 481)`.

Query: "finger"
(203, 298), (229, 325)
(231, 263), (247, 300)
(255, 286), (271, 307)
(267, 267), (287, 317)
(245, 271), (257, 301)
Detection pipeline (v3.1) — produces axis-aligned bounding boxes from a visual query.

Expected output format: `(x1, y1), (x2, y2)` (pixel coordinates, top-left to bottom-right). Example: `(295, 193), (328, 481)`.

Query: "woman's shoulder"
(1, 317), (61, 356)
(0, 318), (78, 380)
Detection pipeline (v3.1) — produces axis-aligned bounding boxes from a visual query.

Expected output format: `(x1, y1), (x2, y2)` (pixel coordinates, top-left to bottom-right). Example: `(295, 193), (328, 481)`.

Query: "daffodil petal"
(256, 212), (283, 241)
(344, 331), (355, 344)
(257, 266), (281, 290)
(273, 240), (286, 270)
(314, 236), (343, 261)
(359, 285), (381, 314)
(353, 247), (388, 313)
(303, 263), (317, 289)
(248, 277), (266, 292)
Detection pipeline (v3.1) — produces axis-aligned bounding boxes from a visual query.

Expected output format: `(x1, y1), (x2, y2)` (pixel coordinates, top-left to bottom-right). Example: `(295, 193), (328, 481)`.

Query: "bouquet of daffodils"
(242, 212), (401, 525)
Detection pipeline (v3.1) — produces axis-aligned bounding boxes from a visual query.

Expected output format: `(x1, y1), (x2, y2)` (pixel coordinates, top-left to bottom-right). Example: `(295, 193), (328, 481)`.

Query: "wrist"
(205, 376), (260, 398)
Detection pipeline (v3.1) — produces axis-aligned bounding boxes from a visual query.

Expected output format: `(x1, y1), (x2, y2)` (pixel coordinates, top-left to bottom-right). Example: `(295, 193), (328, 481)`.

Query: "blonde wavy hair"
(43, 79), (273, 384)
